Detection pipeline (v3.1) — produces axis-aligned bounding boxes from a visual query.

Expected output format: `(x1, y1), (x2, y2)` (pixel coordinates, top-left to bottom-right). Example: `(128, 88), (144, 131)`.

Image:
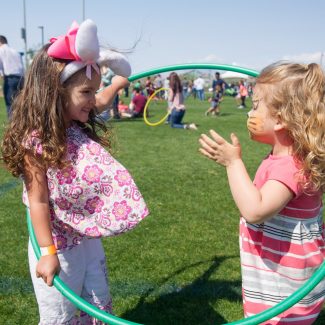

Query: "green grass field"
(0, 93), (324, 324)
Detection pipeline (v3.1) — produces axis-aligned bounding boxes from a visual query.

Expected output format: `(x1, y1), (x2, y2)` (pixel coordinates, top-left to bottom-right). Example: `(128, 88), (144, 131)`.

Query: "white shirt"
(0, 44), (24, 77)
(194, 77), (205, 90)
(163, 79), (169, 87)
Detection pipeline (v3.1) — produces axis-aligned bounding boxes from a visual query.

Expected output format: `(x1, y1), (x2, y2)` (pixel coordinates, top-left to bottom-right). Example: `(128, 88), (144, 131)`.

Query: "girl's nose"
(89, 96), (96, 107)
(247, 109), (253, 118)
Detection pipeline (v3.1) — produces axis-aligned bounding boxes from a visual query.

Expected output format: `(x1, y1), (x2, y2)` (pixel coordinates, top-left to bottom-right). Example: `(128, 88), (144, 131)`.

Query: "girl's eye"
(82, 90), (92, 95)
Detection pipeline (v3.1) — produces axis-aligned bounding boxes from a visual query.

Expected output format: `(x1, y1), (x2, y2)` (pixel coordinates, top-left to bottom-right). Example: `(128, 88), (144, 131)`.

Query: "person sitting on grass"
(118, 99), (132, 118)
(129, 87), (147, 118)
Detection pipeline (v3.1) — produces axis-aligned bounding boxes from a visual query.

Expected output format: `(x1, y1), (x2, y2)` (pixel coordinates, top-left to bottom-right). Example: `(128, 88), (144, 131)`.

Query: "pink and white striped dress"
(240, 153), (325, 324)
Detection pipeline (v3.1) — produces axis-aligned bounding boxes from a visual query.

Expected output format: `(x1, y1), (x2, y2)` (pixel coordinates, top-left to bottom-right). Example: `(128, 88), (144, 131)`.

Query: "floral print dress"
(23, 123), (149, 251)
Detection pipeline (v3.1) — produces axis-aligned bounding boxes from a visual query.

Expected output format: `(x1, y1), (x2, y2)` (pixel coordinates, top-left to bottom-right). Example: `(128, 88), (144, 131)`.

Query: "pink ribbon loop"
(48, 22), (80, 61)
(85, 63), (100, 80)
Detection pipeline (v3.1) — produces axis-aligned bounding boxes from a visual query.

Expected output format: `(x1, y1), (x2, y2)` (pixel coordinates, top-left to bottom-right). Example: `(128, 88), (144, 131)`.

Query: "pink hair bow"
(48, 20), (100, 83)
(47, 19), (131, 83)
(48, 21), (80, 61)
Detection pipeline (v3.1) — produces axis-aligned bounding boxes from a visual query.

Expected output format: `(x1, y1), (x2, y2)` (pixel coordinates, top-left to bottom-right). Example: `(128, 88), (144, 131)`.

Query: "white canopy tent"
(220, 71), (249, 79)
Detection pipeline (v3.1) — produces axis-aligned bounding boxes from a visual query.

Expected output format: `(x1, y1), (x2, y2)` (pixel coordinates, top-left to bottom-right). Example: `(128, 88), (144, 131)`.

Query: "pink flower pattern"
(84, 196), (104, 214)
(53, 235), (68, 250)
(82, 165), (103, 185)
(54, 197), (72, 211)
(114, 170), (132, 186)
(87, 142), (102, 156)
(57, 166), (77, 185)
(68, 185), (83, 200)
(85, 226), (101, 237)
(112, 200), (132, 220)
(22, 123), (149, 251)
(71, 211), (85, 225)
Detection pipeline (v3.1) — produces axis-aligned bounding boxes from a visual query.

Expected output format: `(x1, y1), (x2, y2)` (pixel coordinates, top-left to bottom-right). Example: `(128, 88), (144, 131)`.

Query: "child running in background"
(238, 79), (248, 109)
(199, 62), (325, 324)
(1, 20), (149, 324)
(205, 84), (223, 116)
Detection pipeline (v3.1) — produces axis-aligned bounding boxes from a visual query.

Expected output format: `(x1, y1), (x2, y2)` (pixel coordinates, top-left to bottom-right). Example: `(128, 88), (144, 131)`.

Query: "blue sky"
(1, 0), (325, 74)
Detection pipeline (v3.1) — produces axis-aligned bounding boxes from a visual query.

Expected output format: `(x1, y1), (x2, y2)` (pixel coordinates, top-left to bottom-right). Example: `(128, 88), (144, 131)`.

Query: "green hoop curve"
(27, 63), (325, 325)
(128, 63), (259, 82)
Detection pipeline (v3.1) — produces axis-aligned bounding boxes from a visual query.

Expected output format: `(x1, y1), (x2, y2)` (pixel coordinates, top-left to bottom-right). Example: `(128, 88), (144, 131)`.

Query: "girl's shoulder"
(261, 154), (298, 174)
(259, 154), (312, 196)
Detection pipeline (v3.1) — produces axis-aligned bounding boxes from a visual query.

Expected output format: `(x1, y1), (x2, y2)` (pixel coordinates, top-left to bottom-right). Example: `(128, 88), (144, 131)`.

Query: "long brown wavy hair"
(1, 44), (112, 178)
(257, 62), (325, 192)
(169, 72), (183, 100)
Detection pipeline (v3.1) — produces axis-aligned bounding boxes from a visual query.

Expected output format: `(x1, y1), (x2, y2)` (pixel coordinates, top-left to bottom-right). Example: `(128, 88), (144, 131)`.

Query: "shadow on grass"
(218, 112), (234, 117)
(103, 117), (145, 124)
(0, 179), (21, 196)
(0, 276), (33, 294)
(122, 255), (242, 325)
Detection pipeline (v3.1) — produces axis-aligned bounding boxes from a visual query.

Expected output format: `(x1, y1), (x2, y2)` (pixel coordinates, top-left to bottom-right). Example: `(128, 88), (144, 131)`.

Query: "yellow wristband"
(40, 244), (57, 256)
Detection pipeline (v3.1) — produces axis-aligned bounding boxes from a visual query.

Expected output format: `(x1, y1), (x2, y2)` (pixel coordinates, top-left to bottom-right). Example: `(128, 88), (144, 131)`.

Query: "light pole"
(38, 26), (44, 47)
(82, 0), (85, 20)
(22, 0), (28, 68)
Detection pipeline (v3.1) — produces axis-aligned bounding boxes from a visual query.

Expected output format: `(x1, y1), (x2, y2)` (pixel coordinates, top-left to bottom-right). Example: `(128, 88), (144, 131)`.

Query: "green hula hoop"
(27, 209), (141, 325)
(27, 63), (325, 324)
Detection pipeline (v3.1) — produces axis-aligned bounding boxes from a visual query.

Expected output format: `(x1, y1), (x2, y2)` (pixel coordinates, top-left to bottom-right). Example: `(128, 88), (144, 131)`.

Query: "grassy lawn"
(0, 91), (324, 324)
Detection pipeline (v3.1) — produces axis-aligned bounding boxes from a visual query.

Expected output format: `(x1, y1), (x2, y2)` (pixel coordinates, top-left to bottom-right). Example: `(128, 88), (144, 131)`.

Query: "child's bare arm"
(95, 76), (130, 113)
(199, 130), (293, 223)
(24, 154), (60, 286)
(226, 159), (293, 223)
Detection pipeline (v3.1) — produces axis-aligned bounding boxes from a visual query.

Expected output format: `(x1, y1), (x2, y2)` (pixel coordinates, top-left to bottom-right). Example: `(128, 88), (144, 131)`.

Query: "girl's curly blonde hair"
(257, 61), (325, 192)
(1, 44), (112, 177)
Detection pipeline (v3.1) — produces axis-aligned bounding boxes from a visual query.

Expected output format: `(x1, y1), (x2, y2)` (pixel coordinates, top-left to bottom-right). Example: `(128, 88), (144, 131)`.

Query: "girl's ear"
(274, 112), (286, 131)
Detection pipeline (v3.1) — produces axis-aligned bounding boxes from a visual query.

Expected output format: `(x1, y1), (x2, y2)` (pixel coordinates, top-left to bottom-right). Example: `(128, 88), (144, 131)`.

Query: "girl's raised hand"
(199, 130), (242, 167)
(111, 75), (130, 89)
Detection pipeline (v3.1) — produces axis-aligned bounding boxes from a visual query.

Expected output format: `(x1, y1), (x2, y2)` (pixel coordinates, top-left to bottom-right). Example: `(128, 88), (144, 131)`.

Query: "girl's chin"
(79, 113), (90, 122)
